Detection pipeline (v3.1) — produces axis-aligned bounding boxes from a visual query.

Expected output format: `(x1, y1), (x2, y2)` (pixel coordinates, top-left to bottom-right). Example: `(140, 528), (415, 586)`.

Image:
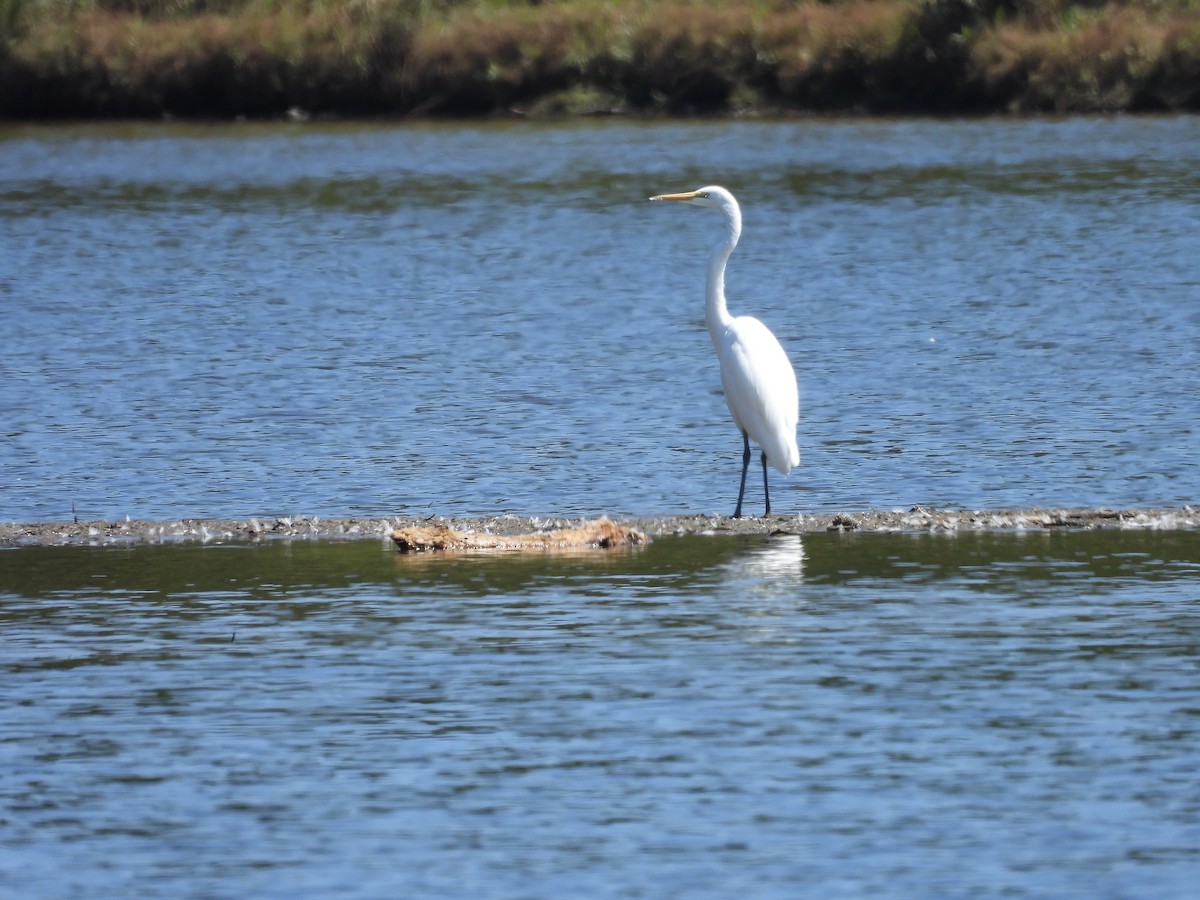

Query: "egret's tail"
(769, 439), (800, 476)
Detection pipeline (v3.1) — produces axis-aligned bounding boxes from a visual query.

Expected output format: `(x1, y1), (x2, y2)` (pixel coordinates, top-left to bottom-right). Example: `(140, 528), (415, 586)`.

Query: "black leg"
(733, 431), (751, 518)
(761, 450), (771, 516)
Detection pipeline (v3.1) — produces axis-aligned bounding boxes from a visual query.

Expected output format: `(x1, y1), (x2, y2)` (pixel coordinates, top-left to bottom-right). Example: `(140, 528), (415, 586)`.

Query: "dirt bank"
(2, 507), (1196, 547)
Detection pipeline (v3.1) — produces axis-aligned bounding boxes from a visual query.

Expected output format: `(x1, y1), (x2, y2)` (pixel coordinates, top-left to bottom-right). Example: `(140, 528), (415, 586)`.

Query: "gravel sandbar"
(1, 507), (1197, 547)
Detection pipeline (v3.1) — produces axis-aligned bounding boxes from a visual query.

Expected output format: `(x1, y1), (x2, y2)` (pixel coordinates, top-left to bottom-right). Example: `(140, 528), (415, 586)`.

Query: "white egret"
(649, 186), (799, 518)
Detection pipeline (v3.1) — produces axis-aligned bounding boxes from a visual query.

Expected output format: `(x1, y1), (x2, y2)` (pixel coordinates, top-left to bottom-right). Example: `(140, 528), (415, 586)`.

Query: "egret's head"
(649, 185), (742, 237)
(648, 185), (736, 213)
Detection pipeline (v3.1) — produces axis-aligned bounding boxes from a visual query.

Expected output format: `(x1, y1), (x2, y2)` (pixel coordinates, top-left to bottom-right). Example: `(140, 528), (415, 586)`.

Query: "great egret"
(649, 186), (799, 518)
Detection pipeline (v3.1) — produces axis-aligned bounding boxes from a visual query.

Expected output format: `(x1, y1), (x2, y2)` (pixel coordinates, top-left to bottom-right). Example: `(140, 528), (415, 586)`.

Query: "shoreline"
(3, 2), (1199, 120)
(2, 507), (1197, 547)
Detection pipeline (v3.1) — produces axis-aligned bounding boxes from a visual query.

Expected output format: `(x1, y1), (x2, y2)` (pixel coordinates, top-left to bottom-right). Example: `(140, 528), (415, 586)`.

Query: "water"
(3, 118), (1199, 897)
(3, 529), (1200, 897)
(2, 117), (1198, 522)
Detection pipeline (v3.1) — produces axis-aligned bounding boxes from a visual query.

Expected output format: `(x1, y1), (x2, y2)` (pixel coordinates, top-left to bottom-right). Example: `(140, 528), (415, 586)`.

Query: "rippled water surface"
(3, 529), (1200, 897)
(3, 118), (1200, 898)
(2, 117), (1198, 521)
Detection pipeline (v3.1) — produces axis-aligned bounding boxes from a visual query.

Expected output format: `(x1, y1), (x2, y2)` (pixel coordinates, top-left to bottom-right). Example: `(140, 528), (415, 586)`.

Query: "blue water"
(2, 117), (1198, 522)
(3, 529), (1200, 898)
(3, 118), (1200, 899)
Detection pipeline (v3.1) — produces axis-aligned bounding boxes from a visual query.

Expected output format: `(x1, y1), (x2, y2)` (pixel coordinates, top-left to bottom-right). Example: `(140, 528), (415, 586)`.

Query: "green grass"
(2, 0), (1200, 118)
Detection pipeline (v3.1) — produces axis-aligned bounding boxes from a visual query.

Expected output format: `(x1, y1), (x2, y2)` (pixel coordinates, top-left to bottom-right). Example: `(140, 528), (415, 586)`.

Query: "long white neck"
(705, 206), (741, 343)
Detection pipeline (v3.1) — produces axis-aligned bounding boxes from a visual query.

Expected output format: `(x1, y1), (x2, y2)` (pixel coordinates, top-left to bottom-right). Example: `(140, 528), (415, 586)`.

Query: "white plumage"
(650, 185), (799, 517)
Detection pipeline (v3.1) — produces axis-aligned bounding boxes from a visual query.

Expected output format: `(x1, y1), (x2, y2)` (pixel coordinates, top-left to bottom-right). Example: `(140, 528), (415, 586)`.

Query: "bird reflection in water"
(727, 533), (806, 603)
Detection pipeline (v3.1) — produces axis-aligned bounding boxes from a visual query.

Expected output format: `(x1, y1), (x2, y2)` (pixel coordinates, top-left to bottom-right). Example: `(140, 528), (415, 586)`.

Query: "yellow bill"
(648, 190), (701, 202)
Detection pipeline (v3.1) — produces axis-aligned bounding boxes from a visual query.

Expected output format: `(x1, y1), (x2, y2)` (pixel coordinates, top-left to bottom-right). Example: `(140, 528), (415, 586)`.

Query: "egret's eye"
(698, 191), (710, 198)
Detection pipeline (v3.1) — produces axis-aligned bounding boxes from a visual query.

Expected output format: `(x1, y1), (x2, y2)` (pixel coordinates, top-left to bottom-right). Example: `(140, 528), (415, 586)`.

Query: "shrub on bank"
(973, 4), (1200, 111)
(2, 2), (415, 116)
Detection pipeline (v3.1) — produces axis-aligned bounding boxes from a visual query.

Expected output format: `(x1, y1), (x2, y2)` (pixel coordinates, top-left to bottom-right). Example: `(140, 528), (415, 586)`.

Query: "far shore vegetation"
(2, 0), (1199, 119)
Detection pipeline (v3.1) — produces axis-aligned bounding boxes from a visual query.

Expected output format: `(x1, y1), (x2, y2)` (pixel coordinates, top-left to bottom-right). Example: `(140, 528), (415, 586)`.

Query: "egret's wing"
(718, 316), (799, 474)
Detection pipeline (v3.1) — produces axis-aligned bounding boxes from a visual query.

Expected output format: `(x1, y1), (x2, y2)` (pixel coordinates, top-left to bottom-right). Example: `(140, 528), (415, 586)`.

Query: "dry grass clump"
(973, 4), (1200, 111)
(758, 1), (915, 110)
(397, 3), (616, 114)
(52, 4), (409, 115)
(398, 2), (765, 115)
